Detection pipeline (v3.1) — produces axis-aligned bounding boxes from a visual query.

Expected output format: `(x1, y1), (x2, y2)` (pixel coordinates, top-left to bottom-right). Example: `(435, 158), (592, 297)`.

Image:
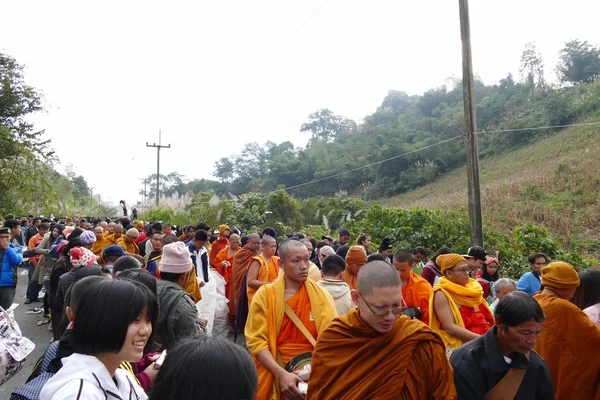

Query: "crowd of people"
(0, 215), (599, 399)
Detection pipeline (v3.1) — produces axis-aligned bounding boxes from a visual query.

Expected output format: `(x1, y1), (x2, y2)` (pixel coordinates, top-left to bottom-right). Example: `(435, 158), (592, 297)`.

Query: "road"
(0, 268), (51, 399)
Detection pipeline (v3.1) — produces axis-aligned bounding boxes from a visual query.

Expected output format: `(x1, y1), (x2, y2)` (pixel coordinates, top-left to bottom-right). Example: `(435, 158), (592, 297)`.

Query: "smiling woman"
(40, 279), (157, 400)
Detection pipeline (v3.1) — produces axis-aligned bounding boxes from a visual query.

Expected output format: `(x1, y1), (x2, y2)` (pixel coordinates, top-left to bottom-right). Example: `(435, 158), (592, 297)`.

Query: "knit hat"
(541, 261), (580, 290)
(102, 245), (125, 258)
(79, 230), (97, 245)
(159, 242), (192, 274)
(345, 246), (367, 265)
(136, 221), (144, 229)
(218, 225), (230, 235)
(70, 247), (96, 268)
(436, 253), (467, 274)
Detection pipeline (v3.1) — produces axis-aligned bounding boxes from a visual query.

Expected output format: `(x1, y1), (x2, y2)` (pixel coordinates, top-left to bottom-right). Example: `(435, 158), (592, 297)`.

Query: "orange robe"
(105, 233), (123, 245)
(116, 238), (139, 255)
(247, 255), (280, 304)
(229, 246), (258, 316)
(209, 237), (228, 267)
(402, 271), (433, 323)
(92, 236), (111, 263)
(185, 265), (202, 303)
(245, 276), (337, 400)
(214, 246), (239, 299)
(343, 270), (357, 290)
(534, 293), (600, 400)
(307, 308), (456, 400)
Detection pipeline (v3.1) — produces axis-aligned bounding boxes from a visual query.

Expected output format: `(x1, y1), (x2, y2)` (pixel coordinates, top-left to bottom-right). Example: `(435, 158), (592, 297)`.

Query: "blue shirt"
(517, 271), (541, 296)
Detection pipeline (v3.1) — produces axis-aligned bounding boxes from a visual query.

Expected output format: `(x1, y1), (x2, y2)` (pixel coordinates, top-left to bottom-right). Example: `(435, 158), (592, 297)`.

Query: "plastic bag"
(196, 271), (229, 337)
(0, 304), (35, 386)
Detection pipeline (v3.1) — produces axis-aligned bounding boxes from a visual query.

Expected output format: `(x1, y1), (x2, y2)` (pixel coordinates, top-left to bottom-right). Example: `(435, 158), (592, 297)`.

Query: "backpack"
(10, 341), (59, 400)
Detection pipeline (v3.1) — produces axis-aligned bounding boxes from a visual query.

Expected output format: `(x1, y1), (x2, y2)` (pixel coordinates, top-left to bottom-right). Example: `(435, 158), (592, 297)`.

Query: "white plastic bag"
(196, 271), (229, 337)
(0, 304), (35, 386)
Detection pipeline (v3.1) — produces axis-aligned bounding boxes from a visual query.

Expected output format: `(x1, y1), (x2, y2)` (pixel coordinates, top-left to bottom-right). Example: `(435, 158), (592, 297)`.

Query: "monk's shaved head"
(261, 235), (276, 245)
(229, 233), (240, 241)
(356, 261), (401, 296)
(248, 233), (260, 240)
(279, 239), (307, 260)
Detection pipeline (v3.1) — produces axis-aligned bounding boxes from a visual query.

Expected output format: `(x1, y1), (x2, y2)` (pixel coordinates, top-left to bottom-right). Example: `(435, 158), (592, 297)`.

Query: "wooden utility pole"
(458, 0), (484, 246)
(146, 130), (170, 207)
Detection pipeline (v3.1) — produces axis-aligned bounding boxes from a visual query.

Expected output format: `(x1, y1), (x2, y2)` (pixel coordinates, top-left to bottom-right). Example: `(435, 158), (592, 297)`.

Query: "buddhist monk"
(106, 223), (124, 244)
(344, 246), (367, 289)
(116, 228), (143, 264)
(245, 240), (337, 400)
(107, 221), (116, 236)
(307, 261), (455, 400)
(533, 261), (600, 400)
(99, 221), (108, 236)
(91, 226), (111, 263)
(229, 233), (260, 316)
(209, 224), (230, 267)
(247, 236), (280, 305)
(214, 233), (241, 299)
(393, 250), (432, 323)
(429, 253), (494, 353)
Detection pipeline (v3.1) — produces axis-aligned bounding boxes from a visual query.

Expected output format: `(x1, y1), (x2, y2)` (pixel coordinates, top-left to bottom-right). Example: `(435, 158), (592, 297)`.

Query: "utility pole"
(89, 187), (94, 216)
(146, 130), (171, 207)
(458, 0), (483, 246)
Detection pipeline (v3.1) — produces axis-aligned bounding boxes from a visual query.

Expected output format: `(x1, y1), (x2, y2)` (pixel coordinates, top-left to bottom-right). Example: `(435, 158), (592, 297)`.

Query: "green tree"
(557, 40), (600, 85)
(301, 109), (355, 143)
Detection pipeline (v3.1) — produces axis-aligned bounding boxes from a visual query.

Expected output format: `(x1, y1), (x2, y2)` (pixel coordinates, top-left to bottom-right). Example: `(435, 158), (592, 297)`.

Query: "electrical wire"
(292, 0), (332, 35)
(473, 121), (600, 135)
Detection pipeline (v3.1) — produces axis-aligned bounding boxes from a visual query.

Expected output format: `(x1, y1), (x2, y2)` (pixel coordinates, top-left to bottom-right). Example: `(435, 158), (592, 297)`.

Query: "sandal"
(36, 319), (51, 326)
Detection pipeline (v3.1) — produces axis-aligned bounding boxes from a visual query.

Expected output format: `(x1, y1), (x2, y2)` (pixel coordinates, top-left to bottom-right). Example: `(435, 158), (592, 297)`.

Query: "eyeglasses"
(450, 267), (470, 275)
(359, 294), (406, 317)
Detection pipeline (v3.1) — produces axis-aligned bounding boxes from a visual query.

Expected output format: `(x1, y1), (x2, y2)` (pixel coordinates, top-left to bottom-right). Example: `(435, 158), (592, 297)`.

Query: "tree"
(213, 157), (235, 183)
(301, 109), (355, 143)
(0, 53), (53, 213)
(557, 40), (600, 85)
(520, 42), (545, 90)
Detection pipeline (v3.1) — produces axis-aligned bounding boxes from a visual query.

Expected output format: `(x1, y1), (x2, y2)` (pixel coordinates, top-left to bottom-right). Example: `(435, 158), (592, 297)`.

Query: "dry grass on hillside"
(377, 124), (600, 244)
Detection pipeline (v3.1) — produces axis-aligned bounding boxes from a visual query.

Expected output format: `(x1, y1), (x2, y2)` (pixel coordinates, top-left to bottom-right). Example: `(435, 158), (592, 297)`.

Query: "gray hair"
(494, 278), (517, 292)
(320, 246), (335, 257)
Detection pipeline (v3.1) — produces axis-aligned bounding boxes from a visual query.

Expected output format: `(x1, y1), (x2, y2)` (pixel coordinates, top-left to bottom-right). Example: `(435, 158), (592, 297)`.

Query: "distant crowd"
(0, 215), (598, 399)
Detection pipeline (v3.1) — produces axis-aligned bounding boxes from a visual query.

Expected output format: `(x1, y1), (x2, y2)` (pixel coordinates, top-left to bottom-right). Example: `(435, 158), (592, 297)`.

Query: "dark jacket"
(450, 327), (554, 400)
(0, 244), (22, 287)
(154, 280), (204, 350)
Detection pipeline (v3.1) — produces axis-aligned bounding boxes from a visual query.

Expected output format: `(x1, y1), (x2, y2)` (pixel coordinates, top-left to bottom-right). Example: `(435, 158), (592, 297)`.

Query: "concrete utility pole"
(458, 0), (484, 246)
(146, 130), (171, 207)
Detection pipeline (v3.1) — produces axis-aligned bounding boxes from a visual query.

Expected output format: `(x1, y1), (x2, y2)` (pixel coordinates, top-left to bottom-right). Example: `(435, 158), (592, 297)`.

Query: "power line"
(292, 0), (332, 35)
(474, 121), (600, 135)
(300, 16), (336, 48)
(331, 0), (399, 53)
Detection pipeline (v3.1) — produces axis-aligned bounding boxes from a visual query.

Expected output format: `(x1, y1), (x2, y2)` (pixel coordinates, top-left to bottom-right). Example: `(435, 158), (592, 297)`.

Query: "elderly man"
(451, 292), (553, 399)
(246, 240), (337, 400)
(307, 261), (455, 399)
(229, 233), (260, 317)
(534, 262), (600, 400)
(116, 228), (143, 263)
(299, 239), (323, 282)
(489, 278), (517, 312)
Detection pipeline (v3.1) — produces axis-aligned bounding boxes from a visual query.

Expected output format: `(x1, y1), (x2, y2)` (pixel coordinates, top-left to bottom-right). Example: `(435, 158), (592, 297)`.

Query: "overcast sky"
(2, 0), (599, 206)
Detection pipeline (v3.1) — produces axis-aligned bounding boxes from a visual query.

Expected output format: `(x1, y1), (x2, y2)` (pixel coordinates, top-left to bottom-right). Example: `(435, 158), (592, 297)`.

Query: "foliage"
(557, 40), (600, 85)
(195, 40), (600, 201)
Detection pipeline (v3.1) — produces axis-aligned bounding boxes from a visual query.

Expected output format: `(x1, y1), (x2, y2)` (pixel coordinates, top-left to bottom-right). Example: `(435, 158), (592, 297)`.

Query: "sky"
(2, 0), (599, 207)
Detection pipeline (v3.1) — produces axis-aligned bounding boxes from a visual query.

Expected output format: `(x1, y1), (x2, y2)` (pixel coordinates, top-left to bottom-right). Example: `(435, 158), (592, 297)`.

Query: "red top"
(458, 304), (494, 335)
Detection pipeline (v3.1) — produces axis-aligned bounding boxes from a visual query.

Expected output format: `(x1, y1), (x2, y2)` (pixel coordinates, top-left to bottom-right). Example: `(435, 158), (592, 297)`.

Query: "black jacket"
(450, 327), (554, 400)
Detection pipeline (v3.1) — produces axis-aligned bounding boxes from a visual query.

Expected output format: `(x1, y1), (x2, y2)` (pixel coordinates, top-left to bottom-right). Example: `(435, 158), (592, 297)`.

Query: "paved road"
(0, 268), (51, 399)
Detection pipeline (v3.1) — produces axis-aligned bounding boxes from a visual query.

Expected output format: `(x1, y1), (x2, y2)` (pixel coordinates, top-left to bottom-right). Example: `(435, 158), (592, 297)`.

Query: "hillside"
(377, 121), (600, 255)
